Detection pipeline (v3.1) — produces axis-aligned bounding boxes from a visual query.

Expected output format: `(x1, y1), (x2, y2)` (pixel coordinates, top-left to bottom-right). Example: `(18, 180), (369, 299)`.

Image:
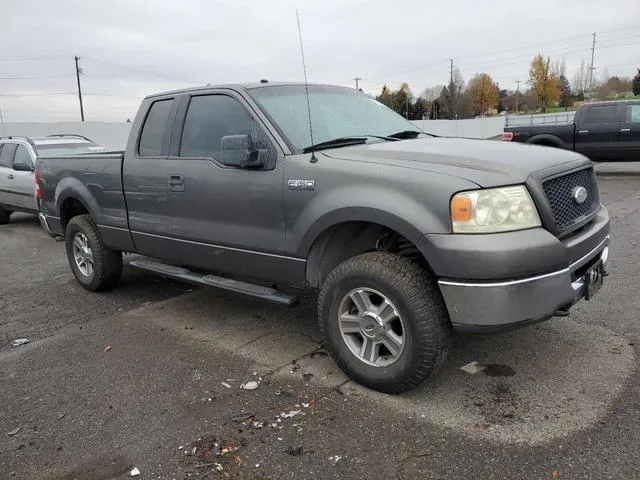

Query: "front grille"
(542, 168), (598, 235)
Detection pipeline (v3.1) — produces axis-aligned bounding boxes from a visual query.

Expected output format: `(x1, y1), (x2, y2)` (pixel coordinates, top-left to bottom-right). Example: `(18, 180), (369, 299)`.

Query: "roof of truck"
(146, 82), (345, 99)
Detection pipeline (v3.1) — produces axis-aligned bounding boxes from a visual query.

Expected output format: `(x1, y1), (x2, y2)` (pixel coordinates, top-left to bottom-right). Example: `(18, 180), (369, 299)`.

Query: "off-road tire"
(65, 214), (123, 291)
(318, 252), (450, 394)
(0, 207), (11, 225)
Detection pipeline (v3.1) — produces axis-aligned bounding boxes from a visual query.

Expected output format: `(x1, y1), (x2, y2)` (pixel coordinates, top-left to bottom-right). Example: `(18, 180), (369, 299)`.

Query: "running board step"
(128, 258), (297, 306)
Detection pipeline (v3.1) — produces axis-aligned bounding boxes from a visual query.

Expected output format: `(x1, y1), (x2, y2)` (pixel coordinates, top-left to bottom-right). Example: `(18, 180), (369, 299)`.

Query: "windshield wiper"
(303, 136), (390, 153)
(387, 130), (425, 139)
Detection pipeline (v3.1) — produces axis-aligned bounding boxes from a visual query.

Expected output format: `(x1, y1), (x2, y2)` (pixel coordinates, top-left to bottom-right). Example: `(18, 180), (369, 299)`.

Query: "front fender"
(292, 184), (451, 258)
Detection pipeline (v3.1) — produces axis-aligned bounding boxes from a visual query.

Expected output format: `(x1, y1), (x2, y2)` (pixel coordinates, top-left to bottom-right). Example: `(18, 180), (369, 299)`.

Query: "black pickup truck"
(503, 100), (640, 161)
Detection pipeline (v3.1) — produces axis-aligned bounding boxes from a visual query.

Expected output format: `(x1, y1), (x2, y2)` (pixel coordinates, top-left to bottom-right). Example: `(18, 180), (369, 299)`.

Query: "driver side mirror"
(220, 135), (264, 168)
(13, 163), (34, 172)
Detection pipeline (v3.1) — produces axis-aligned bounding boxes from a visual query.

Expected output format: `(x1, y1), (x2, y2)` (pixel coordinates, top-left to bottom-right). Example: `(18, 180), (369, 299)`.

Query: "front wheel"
(65, 214), (123, 291)
(318, 252), (450, 394)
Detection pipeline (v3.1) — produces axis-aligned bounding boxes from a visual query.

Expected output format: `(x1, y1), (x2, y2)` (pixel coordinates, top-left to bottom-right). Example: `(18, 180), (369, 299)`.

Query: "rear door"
(0, 143), (19, 210)
(618, 102), (640, 161)
(123, 96), (178, 257)
(574, 103), (621, 160)
(9, 144), (37, 210)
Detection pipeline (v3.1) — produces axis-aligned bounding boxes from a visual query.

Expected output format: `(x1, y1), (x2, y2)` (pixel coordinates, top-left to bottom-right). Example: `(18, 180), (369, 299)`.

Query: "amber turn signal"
(451, 195), (472, 222)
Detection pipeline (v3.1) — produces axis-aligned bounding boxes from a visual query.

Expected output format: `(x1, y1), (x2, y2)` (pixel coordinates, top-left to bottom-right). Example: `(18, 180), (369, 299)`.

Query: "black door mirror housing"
(220, 135), (264, 168)
(13, 163), (34, 172)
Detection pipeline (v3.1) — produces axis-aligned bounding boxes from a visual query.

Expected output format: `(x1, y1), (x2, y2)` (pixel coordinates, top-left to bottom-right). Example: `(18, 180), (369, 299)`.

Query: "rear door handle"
(7, 174), (14, 179)
(578, 130), (589, 134)
(620, 128), (631, 133)
(168, 174), (185, 192)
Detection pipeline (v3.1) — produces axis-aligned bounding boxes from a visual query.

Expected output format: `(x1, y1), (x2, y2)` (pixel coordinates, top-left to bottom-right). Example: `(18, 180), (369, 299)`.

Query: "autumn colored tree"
(528, 55), (561, 112)
(376, 85), (394, 110)
(466, 73), (498, 116)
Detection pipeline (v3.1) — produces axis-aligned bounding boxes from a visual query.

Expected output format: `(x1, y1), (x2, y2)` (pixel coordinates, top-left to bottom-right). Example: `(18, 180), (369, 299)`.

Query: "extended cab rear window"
(138, 99), (174, 156)
(582, 105), (618, 125)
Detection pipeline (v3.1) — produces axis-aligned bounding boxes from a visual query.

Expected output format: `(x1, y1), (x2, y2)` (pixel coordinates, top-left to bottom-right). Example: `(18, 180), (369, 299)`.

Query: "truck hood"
(321, 137), (589, 187)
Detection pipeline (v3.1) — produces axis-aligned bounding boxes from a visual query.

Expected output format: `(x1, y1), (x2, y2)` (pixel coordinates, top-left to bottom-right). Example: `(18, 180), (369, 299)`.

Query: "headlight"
(451, 185), (541, 233)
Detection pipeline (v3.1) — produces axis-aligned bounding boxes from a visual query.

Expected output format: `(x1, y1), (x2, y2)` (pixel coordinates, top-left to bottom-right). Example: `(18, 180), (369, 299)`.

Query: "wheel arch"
(303, 216), (433, 288)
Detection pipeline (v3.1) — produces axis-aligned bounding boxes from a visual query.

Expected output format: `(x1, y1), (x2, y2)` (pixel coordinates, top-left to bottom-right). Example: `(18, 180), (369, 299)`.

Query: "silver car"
(0, 135), (107, 225)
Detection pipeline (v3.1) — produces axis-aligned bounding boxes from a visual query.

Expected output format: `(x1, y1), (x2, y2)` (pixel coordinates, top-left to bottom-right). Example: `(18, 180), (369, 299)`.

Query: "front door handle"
(578, 130), (589, 134)
(168, 174), (185, 192)
(7, 174), (14, 179)
(620, 128), (631, 133)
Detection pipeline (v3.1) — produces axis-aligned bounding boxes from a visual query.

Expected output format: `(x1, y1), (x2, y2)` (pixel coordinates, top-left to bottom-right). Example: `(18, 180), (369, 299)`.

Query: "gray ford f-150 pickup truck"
(37, 82), (610, 393)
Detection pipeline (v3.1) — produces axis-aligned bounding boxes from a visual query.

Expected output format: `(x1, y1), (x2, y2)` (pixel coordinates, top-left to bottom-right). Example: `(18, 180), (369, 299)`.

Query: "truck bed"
(504, 123), (576, 149)
(37, 151), (128, 235)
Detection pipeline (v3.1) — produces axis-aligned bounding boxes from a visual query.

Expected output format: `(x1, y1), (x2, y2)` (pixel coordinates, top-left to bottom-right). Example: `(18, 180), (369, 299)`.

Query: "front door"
(167, 92), (287, 284)
(618, 103), (640, 161)
(574, 103), (620, 160)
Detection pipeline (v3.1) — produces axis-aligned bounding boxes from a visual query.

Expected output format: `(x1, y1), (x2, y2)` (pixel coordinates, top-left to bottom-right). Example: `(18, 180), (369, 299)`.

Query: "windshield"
(248, 85), (427, 152)
(35, 143), (108, 156)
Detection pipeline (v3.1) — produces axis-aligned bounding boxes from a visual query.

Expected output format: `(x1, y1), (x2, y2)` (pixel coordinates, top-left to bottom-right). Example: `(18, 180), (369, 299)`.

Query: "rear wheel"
(65, 214), (122, 291)
(318, 252), (450, 394)
(0, 207), (11, 225)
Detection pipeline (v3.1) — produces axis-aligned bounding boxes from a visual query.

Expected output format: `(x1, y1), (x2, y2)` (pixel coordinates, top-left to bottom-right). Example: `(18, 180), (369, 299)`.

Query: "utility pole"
(515, 80), (521, 113)
(588, 32), (596, 95)
(405, 95), (409, 119)
(74, 56), (85, 122)
(353, 77), (362, 90)
(449, 58), (456, 119)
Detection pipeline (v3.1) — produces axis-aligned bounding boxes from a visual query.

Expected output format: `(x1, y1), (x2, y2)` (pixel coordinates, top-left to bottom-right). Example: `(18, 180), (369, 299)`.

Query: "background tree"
(439, 68), (467, 119)
(528, 55), (561, 112)
(633, 69), (640, 96)
(376, 85), (394, 110)
(558, 75), (572, 109)
(552, 57), (567, 78)
(596, 75), (633, 99)
(466, 73), (498, 116)
(572, 59), (588, 94)
(393, 83), (413, 118)
(410, 97), (427, 120)
(497, 88), (508, 113)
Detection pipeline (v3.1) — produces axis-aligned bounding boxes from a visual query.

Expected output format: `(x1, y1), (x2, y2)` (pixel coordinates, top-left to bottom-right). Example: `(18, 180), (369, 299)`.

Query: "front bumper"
(421, 205), (610, 332)
(438, 235), (609, 332)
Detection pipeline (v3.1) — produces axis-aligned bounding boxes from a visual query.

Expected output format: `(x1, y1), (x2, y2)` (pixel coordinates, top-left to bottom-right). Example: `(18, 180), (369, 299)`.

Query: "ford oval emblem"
(572, 186), (588, 204)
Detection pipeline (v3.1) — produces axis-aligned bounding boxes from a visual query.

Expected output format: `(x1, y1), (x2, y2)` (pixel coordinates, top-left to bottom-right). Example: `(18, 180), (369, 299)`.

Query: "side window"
(0, 143), (17, 168)
(138, 99), (174, 156)
(179, 95), (275, 168)
(13, 145), (33, 169)
(626, 105), (640, 124)
(582, 105), (618, 125)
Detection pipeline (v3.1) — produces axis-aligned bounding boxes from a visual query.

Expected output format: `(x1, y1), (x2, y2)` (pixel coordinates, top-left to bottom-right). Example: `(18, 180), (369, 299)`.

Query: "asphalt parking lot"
(1, 171), (639, 480)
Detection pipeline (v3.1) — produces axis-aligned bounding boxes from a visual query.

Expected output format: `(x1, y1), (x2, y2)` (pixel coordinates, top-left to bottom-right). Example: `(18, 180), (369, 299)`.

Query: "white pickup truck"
(0, 135), (107, 224)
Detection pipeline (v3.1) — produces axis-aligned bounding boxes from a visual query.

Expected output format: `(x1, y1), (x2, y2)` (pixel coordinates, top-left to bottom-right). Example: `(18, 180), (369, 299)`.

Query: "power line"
(82, 56), (206, 85)
(361, 25), (640, 87)
(0, 92), (75, 97)
(0, 54), (69, 63)
(0, 74), (75, 80)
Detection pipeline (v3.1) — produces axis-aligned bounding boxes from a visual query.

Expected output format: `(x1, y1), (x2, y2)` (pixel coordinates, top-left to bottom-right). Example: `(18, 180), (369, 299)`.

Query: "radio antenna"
(296, 9), (317, 163)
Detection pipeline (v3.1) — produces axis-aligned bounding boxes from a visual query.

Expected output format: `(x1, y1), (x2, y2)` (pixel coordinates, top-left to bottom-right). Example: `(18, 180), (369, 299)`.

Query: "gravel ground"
(0, 174), (639, 480)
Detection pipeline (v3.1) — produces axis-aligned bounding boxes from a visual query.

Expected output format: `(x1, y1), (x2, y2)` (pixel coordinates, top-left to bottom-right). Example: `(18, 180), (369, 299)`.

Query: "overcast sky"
(1, 0), (638, 122)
